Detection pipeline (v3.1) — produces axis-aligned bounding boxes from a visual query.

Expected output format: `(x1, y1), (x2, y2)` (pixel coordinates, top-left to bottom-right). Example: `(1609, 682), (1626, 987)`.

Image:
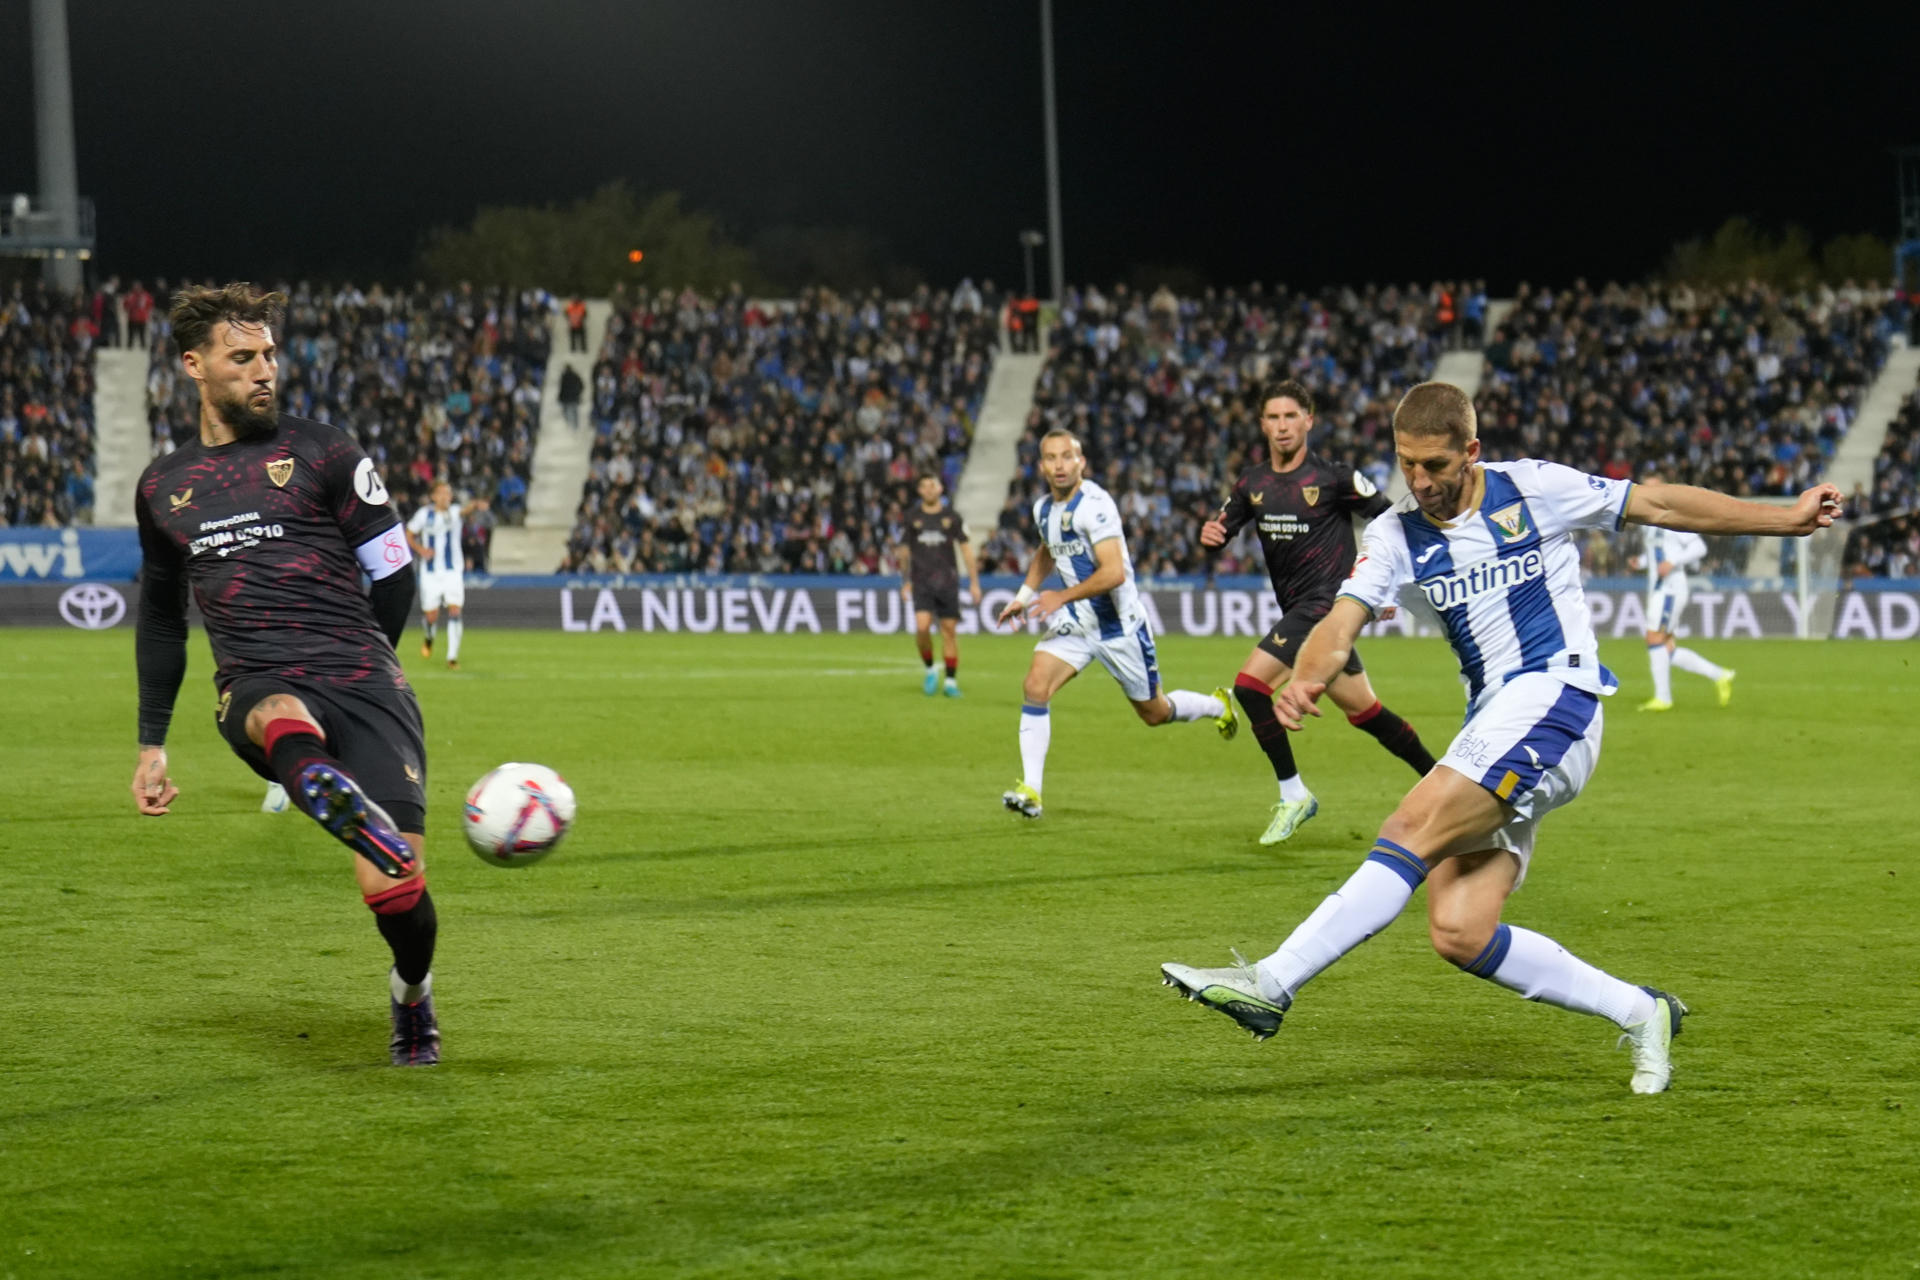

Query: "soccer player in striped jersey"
(1629, 509), (1734, 710)
(405, 482), (482, 670)
(1162, 381), (1840, 1093)
(995, 428), (1236, 819)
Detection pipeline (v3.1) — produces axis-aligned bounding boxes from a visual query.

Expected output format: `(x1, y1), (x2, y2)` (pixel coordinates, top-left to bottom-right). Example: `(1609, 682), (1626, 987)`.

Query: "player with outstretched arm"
(1203, 379), (1437, 845)
(996, 428), (1236, 819)
(131, 283), (442, 1067)
(1161, 381), (1840, 1093)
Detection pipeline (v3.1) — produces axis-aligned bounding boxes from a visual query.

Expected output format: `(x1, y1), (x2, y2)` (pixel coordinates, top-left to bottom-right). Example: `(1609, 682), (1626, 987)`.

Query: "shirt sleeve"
(1217, 474), (1254, 538)
(1081, 492), (1124, 545)
(1673, 531), (1708, 569)
(319, 431), (402, 548)
(406, 507), (427, 535)
(1335, 513), (1412, 618)
(133, 491), (189, 745)
(1343, 468), (1391, 518)
(1517, 459), (1633, 533)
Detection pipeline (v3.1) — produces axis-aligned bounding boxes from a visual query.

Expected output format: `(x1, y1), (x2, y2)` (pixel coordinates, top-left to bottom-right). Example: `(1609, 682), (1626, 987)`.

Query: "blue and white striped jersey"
(1642, 525), (1706, 595)
(1032, 480), (1144, 639)
(406, 505), (464, 577)
(1340, 459), (1633, 712)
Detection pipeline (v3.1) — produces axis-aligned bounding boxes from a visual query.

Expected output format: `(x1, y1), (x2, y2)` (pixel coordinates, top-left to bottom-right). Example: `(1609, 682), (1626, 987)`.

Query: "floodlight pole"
(1040, 0), (1065, 304)
(31, 0), (82, 292)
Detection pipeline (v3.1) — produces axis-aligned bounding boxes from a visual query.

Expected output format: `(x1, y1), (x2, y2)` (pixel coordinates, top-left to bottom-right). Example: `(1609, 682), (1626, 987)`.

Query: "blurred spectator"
(1842, 384), (1920, 577)
(558, 363), (584, 429)
(0, 280), (97, 526)
(565, 297), (588, 353)
(124, 281), (155, 348)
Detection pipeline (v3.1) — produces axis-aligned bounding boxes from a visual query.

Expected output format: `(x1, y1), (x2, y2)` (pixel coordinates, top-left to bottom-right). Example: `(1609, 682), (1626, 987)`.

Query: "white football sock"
(1018, 704), (1051, 793)
(423, 618), (436, 645)
(390, 968), (432, 1006)
(1647, 644), (1673, 701)
(1256, 849), (1420, 1003)
(1671, 646), (1726, 681)
(1278, 774), (1312, 803)
(1474, 925), (1656, 1029)
(447, 617), (463, 661)
(1164, 689), (1223, 723)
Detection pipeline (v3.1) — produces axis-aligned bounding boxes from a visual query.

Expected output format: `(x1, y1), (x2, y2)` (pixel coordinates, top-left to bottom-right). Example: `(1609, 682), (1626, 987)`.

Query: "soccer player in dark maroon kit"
(1202, 380), (1436, 845)
(129, 283), (441, 1066)
(897, 473), (982, 697)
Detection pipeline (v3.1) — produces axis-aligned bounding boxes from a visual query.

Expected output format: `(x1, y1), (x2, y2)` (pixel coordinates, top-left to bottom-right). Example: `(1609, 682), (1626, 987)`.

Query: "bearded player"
(898, 473), (982, 697)
(996, 428), (1235, 819)
(131, 283), (441, 1067)
(1202, 380), (1436, 844)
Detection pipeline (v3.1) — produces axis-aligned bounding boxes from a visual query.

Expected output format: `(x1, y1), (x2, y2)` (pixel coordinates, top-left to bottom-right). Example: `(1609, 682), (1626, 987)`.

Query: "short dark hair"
(170, 282), (286, 355)
(1256, 379), (1314, 417)
(1039, 426), (1083, 452)
(1392, 381), (1477, 449)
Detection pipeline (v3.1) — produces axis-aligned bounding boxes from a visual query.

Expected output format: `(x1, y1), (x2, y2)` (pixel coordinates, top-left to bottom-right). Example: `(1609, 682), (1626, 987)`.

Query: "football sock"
(944, 657), (958, 679)
(1347, 700), (1437, 775)
(1278, 774), (1312, 803)
(1648, 644), (1673, 701)
(1671, 647), (1727, 681)
(1234, 674), (1300, 783)
(1163, 689), (1224, 723)
(423, 618), (436, 645)
(370, 885), (437, 987)
(916, 636), (934, 667)
(262, 718), (346, 810)
(446, 617), (463, 662)
(1461, 924), (1656, 1029)
(1255, 841), (1423, 1003)
(390, 967), (432, 1007)
(1018, 703), (1051, 793)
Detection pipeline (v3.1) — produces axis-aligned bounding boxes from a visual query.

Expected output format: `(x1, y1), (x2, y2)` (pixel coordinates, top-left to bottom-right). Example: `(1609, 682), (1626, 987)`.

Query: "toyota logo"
(58, 583), (128, 630)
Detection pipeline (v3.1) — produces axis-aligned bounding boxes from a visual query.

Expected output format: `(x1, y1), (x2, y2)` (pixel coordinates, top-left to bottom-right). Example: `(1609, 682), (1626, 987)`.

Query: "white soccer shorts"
(1036, 623), (1162, 702)
(1648, 578), (1689, 632)
(420, 572), (466, 612)
(1434, 672), (1606, 888)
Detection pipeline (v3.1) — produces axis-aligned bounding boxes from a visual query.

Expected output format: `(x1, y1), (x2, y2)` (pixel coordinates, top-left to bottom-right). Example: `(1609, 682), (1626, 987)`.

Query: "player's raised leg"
(1004, 648), (1080, 817)
(242, 691), (415, 878)
(1670, 643), (1733, 706)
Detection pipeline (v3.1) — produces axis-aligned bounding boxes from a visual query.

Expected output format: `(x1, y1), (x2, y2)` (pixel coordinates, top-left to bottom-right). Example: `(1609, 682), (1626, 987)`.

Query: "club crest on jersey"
(1059, 511), (1073, 532)
(168, 487), (193, 509)
(1488, 501), (1531, 541)
(265, 458), (295, 488)
(1301, 486), (1320, 506)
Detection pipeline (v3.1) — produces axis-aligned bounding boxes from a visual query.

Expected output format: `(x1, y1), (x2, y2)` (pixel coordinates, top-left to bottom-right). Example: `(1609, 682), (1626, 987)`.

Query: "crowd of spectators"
(559, 282), (997, 574)
(975, 281), (1451, 577)
(147, 280), (551, 522)
(0, 280), (97, 527)
(1842, 384), (1920, 578)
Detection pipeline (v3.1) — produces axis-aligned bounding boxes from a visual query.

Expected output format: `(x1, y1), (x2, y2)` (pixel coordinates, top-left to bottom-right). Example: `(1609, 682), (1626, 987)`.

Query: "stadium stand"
(0, 280), (97, 527)
(558, 283), (997, 573)
(974, 281), (1448, 577)
(1842, 384), (1920, 576)
(145, 281), (553, 518)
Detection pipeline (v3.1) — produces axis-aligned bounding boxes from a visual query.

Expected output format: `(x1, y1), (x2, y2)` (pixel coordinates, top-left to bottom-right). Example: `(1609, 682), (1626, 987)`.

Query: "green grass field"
(2, 628), (1915, 1278)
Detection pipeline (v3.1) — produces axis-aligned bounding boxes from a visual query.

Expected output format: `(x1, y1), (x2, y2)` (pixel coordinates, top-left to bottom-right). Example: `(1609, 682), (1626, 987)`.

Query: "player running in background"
(1629, 506), (1734, 710)
(1202, 380), (1436, 845)
(131, 282), (441, 1067)
(996, 428), (1236, 819)
(898, 473), (982, 697)
(407, 481), (483, 670)
(1162, 381), (1839, 1093)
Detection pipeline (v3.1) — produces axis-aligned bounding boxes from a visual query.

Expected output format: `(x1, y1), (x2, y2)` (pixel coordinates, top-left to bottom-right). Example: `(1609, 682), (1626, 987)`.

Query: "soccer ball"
(463, 762), (576, 866)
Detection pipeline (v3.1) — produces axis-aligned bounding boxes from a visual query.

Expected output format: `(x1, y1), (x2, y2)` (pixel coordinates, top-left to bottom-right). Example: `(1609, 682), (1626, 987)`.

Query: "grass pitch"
(1, 627), (1915, 1278)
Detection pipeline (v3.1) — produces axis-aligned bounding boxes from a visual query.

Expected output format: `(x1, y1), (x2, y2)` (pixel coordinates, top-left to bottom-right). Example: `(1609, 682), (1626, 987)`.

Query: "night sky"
(1, 0), (1912, 291)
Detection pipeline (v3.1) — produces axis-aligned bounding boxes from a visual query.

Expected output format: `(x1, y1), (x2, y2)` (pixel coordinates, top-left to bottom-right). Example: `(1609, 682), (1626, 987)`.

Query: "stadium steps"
(954, 342), (1044, 538)
(90, 347), (151, 527)
(1386, 300), (1513, 501)
(490, 299), (611, 573)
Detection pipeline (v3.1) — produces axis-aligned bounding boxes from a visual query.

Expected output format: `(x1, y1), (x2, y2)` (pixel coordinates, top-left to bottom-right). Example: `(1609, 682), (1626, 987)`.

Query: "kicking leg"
(1670, 643), (1734, 705)
(245, 693), (416, 880)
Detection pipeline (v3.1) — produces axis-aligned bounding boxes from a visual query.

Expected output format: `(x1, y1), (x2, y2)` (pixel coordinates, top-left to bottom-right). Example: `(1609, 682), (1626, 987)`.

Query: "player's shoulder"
(1077, 480), (1119, 510)
(137, 442), (197, 492)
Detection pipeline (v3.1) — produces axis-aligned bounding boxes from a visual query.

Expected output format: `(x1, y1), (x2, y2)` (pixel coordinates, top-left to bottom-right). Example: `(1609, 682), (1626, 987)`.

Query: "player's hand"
(900, 582), (912, 601)
(1199, 519), (1228, 548)
(1377, 605), (1398, 621)
(996, 598), (1027, 628)
(967, 580), (981, 605)
(131, 746), (178, 816)
(1275, 679), (1326, 732)
(1787, 483), (1844, 534)
(1656, 560), (1673, 580)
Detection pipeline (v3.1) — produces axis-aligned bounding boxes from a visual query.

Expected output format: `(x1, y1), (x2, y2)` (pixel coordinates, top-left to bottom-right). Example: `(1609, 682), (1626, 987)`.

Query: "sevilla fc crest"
(1301, 486), (1320, 506)
(266, 457), (295, 488)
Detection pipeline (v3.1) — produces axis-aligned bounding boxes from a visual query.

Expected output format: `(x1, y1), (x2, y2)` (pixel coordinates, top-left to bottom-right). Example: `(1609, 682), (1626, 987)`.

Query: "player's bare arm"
(959, 538), (982, 601)
(1624, 481), (1842, 536)
(897, 545), (914, 600)
(1003, 538), (1124, 624)
(996, 544), (1056, 626)
(1275, 598), (1371, 730)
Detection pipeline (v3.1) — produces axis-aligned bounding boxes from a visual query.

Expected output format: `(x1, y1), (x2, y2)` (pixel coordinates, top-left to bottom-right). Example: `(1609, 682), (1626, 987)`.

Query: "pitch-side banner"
(6, 579), (1918, 640)
(0, 528), (142, 581)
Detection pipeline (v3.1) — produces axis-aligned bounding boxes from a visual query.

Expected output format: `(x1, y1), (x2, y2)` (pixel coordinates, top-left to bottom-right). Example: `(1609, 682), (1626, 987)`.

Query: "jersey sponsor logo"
(1250, 490), (1264, 505)
(1051, 538), (1090, 560)
(915, 529), (949, 546)
(1353, 470), (1379, 497)
(1522, 744), (1542, 768)
(404, 763), (422, 784)
(265, 457), (295, 488)
(1301, 486), (1320, 506)
(168, 487), (194, 510)
(1488, 502), (1531, 541)
(1415, 544), (1445, 566)
(1587, 476), (1608, 490)
(1418, 548), (1547, 611)
(57, 583), (126, 630)
(353, 457), (390, 506)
